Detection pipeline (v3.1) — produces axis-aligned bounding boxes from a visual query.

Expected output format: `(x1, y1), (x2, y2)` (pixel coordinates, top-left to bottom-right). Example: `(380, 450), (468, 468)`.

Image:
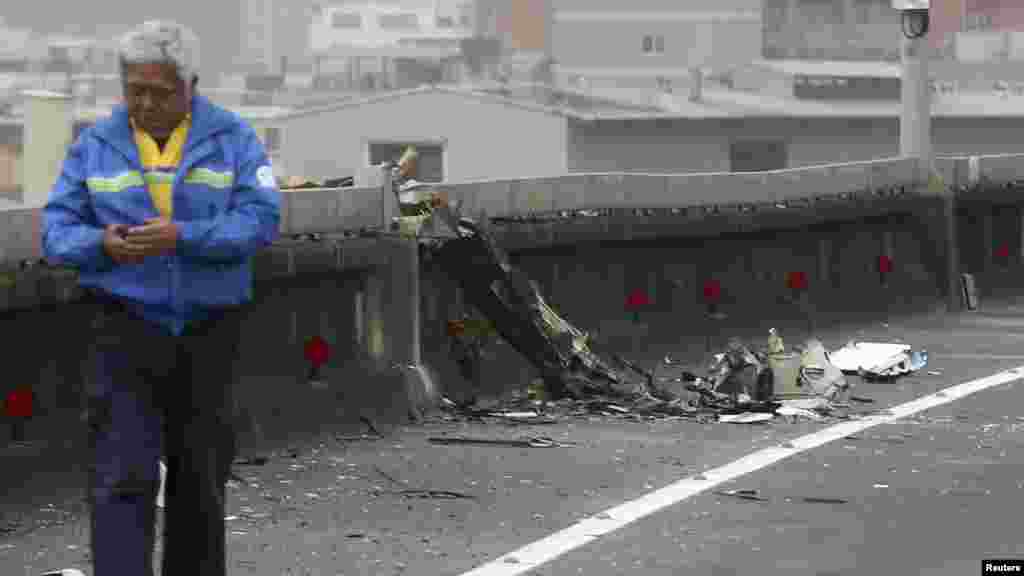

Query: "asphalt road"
(6, 297), (1024, 576)
(535, 374), (1024, 576)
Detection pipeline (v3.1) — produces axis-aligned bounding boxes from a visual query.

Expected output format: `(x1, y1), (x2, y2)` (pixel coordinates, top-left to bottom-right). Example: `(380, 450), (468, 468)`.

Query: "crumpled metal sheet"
(799, 339), (848, 398)
(829, 342), (927, 379)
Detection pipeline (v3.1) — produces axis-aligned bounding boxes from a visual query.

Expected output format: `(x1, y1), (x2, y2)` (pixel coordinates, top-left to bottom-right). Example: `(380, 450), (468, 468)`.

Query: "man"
(41, 20), (280, 576)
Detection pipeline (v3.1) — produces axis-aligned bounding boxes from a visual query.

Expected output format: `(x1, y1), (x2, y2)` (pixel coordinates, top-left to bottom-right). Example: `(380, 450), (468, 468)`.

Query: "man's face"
(122, 62), (190, 141)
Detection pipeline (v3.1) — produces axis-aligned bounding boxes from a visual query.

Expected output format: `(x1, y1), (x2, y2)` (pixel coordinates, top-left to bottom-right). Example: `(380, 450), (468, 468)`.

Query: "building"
(763, 0), (1024, 62)
(2, 1), (245, 85)
(310, 0), (473, 90)
(275, 84), (580, 184)
(270, 82), (1024, 185)
(551, 0), (762, 89)
(471, 0), (761, 89)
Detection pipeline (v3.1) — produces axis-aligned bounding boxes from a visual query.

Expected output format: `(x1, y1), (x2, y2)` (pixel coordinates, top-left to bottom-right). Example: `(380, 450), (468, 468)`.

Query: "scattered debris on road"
(432, 327), (894, 429)
(396, 168), (893, 428)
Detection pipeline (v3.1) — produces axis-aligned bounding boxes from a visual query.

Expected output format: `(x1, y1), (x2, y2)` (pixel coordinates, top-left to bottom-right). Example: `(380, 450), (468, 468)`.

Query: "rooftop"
(272, 79), (1024, 122)
(751, 59), (903, 79)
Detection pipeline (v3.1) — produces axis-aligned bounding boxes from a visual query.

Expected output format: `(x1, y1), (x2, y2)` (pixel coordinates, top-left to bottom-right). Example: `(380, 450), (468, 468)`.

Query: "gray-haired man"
(41, 20), (280, 576)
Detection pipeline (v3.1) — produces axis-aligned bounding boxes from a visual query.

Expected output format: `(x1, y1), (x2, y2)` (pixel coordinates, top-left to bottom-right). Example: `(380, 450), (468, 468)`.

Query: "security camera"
(893, 0), (929, 39)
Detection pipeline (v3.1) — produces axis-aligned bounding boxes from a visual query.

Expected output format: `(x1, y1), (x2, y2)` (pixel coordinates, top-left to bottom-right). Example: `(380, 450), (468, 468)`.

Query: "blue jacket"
(42, 94), (281, 336)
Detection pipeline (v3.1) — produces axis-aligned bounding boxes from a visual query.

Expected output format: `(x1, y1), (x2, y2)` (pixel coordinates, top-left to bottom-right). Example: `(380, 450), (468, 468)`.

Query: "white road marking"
(458, 365), (1024, 576)
(933, 353), (1024, 361)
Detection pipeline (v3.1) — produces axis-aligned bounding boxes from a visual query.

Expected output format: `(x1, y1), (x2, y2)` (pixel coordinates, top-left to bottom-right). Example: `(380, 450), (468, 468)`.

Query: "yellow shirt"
(132, 114), (191, 218)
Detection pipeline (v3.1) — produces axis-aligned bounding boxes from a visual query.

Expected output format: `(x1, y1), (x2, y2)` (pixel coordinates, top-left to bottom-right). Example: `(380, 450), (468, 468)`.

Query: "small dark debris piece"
(336, 434), (383, 441)
(360, 415), (383, 437)
(234, 456), (268, 466)
(801, 497), (849, 504)
(850, 396), (875, 404)
(714, 489), (768, 502)
(373, 465), (406, 488)
(428, 436), (564, 448)
(878, 436), (906, 445)
(393, 489), (476, 500)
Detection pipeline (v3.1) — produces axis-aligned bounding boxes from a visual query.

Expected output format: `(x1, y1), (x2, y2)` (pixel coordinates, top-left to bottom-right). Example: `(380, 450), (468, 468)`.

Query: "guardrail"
(5, 153), (1024, 268)
(442, 157), (920, 218)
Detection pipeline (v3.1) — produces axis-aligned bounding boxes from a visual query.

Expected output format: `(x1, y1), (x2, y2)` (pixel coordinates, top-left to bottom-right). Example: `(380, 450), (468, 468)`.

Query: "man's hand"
(102, 224), (148, 265)
(123, 217), (179, 257)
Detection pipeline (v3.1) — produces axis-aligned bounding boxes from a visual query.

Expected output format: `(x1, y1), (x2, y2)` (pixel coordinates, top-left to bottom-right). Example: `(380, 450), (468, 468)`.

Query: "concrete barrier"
(9, 151), (1024, 446)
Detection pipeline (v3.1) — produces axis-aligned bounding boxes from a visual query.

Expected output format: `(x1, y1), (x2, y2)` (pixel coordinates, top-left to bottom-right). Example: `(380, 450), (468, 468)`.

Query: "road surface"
(4, 298), (1024, 575)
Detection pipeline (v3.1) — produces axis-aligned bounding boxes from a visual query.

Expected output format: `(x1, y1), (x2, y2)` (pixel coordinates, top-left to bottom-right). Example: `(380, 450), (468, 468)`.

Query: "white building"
(310, 0), (473, 90)
(270, 81), (1024, 185)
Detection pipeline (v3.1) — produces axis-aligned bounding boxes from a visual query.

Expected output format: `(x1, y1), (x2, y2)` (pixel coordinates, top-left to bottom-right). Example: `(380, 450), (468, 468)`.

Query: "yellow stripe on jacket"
(132, 114), (191, 218)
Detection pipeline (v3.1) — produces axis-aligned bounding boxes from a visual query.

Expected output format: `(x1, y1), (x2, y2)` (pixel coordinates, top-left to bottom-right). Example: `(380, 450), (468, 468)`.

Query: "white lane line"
(933, 353), (1024, 361)
(458, 365), (1024, 576)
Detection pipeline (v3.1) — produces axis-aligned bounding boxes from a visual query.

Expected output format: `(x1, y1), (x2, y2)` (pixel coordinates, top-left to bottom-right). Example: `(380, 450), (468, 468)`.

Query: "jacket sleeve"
(176, 123), (281, 263)
(41, 133), (116, 273)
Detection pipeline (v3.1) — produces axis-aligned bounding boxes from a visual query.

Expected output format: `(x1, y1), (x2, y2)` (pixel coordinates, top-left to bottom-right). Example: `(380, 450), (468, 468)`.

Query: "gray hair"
(117, 20), (200, 84)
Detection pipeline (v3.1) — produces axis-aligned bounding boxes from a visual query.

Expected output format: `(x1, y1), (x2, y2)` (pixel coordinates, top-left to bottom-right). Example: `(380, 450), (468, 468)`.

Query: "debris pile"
(384, 147), (920, 426)
(436, 328), (867, 425)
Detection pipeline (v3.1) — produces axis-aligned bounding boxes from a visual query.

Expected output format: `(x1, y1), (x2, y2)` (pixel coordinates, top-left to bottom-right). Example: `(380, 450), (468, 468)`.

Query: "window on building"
(799, 0), (843, 24)
(642, 35), (665, 54)
(378, 13), (420, 30)
(332, 11), (362, 29)
(729, 140), (788, 173)
(964, 12), (993, 32)
(853, 0), (888, 24)
(369, 142), (444, 183)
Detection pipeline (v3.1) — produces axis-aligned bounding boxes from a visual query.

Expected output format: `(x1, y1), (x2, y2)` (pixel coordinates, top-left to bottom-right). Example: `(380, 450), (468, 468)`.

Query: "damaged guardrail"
(3, 151), (1024, 311)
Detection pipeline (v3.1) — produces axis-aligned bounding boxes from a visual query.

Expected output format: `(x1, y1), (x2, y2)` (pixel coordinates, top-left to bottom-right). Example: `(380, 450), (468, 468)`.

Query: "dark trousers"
(83, 291), (244, 576)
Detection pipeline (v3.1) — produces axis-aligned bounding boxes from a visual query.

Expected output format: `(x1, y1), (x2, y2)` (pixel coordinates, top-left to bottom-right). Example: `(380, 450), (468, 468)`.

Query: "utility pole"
(895, 1), (961, 311)
(898, 6), (932, 180)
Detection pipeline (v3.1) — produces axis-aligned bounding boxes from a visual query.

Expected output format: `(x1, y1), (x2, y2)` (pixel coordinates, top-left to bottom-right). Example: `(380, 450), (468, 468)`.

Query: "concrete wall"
(278, 90), (569, 184)
(933, 118), (1024, 157)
